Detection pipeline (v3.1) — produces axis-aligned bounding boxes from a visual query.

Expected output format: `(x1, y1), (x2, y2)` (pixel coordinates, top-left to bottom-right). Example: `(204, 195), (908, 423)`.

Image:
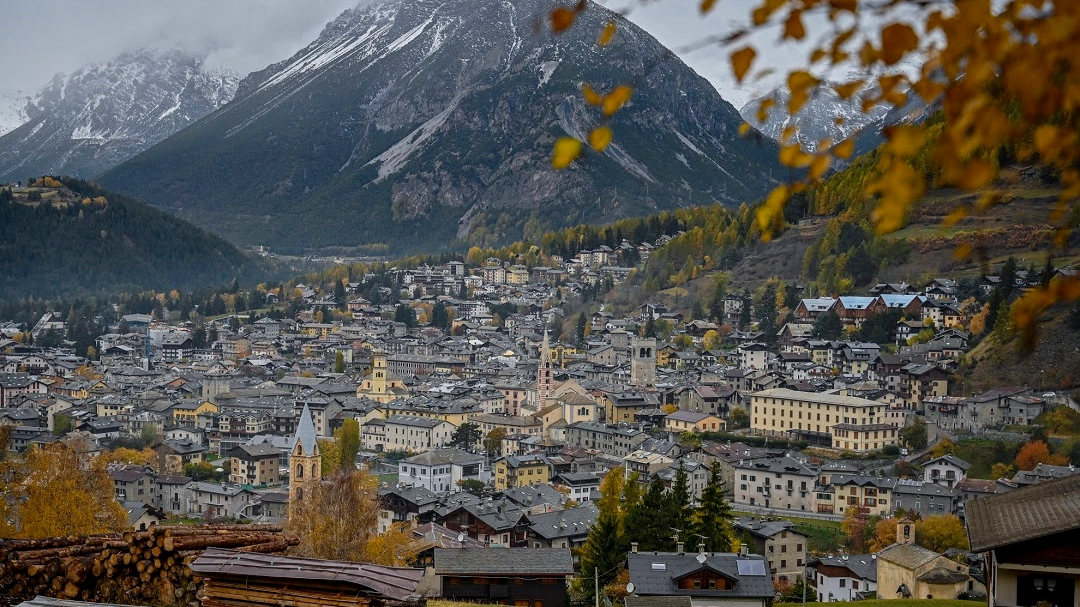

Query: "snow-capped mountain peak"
(0, 49), (239, 181)
(0, 90), (31, 137)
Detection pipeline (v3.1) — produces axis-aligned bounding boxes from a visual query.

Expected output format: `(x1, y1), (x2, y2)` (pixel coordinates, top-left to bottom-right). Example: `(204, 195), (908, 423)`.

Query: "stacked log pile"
(0, 525), (297, 607)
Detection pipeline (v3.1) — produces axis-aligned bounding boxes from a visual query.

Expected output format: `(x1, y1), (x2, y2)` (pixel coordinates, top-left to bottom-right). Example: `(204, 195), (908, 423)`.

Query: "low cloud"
(0, 0), (356, 92)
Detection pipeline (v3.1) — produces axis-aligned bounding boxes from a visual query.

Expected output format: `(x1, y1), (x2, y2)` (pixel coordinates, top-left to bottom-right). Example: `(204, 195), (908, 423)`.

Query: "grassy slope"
(958, 303), (1080, 396)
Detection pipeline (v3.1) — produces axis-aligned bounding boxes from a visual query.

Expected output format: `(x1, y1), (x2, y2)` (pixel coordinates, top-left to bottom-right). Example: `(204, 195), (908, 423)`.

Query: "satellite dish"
(626, 583), (635, 594)
(696, 553), (708, 564)
(457, 532), (465, 543)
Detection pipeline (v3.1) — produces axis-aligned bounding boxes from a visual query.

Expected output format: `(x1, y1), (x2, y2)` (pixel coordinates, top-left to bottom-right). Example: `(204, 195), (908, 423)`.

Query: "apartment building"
(750, 388), (898, 453)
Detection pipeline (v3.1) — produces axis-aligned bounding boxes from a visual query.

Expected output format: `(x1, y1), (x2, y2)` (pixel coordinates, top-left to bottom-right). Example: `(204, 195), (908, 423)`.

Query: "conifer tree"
(664, 461), (693, 543)
(627, 477), (675, 552)
(692, 465), (737, 552)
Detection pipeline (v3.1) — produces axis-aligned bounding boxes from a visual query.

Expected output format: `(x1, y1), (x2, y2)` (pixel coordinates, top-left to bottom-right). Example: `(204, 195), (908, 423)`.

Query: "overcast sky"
(0, 0), (834, 108)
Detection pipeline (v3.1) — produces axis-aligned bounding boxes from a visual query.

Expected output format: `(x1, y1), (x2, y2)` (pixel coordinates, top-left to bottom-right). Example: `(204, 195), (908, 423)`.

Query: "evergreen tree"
(691, 301), (705, 322)
(999, 256), (1018, 295)
(432, 302), (449, 330)
(192, 325), (207, 349)
(334, 279), (347, 309)
(627, 477), (675, 552)
(1040, 257), (1055, 287)
(664, 462), (693, 542)
(334, 351), (345, 373)
(692, 465), (736, 553)
(576, 312), (589, 345)
(738, 296), (751, 330)
(812, 309), (843, 340)
(643, 316), (656, 338)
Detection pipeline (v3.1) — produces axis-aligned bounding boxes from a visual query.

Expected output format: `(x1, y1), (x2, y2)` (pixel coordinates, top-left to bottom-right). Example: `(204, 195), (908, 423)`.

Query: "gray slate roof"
(812, 554), (877, 581)
(191, 548), (422, 600)
(291, 402), (317, 456)
(434, 547), (574, 575)
(627, 552), (773, 599)
(967, 472), (1080, 552)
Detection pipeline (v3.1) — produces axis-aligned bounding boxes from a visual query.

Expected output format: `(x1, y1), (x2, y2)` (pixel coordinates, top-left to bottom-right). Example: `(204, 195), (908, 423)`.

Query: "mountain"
(0, 177), (266, 301)
(0, 50), (238, 182)
(98, 0), (783, 255)
(0, 90), (31, 137)
(740, 82), (929, 155)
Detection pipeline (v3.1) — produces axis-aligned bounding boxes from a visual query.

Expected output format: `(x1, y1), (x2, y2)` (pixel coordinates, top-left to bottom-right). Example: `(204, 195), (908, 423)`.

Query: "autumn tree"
(577, 467), (638, 601)
(915, 514), (969, 552)
(484, 427), (507, 456)
(840, 508), (872, 554)
(1015, 440), (1069, 471)
(99, 446), (156, 466)
(990, 462), (1015, 480)
(287, 467), (418, 565)
(547, 0), (1080, 347)
(869, 517), (897, 552)
(11, 444), (127, 538)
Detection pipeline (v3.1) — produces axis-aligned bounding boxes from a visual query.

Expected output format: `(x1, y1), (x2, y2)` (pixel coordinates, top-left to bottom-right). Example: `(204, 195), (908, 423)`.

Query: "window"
(840, 579), (846, 588)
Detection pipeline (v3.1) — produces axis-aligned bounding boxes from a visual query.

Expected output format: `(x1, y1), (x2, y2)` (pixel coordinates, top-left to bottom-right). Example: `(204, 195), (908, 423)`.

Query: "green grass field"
(733, 511), (845, 554)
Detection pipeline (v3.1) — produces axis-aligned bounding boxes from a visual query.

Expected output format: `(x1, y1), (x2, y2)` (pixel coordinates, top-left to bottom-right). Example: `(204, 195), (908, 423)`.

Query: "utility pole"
(594, 567), (599, 607)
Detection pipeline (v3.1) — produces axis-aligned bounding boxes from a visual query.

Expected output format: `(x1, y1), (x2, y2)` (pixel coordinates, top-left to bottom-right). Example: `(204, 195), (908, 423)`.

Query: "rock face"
(0, 49), (238, 182)
(99, 0), (783, 254)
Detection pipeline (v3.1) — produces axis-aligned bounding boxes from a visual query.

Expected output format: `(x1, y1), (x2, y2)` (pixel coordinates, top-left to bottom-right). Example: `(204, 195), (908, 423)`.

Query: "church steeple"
(288, 403), (321, 517)
(537, 328), (555, 408)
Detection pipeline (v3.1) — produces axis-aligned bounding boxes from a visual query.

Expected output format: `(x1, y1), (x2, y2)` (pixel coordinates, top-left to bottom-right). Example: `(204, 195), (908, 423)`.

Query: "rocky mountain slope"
(0, 50), (238, 181)
(99, 0), (784, 255)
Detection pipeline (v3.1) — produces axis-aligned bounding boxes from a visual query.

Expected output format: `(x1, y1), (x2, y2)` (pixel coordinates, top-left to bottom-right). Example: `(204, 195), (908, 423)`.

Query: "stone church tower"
(630, 337), (657, 387)
(536, 329), (555, 408)
(896, 517), (915, 545)
(288, 403), (321, 517)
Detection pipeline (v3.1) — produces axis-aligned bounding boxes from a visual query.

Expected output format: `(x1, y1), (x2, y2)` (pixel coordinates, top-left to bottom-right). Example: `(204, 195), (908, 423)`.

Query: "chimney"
(698, 542), (706, 555)
(739, 543), (749, 556)
(631, 542), (639, 554)
(677, 541), (685, 554)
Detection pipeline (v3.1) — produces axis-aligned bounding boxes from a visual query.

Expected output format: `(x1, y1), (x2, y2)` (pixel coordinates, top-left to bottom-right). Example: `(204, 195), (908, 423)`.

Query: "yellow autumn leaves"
(546, 4), (628, 169)
(551, 83), (629, 169)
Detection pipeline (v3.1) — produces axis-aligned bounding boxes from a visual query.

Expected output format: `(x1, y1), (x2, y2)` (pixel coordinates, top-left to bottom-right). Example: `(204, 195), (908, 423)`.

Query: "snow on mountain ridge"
(0, 90), (31, 137)
(0, 49), (238, 180)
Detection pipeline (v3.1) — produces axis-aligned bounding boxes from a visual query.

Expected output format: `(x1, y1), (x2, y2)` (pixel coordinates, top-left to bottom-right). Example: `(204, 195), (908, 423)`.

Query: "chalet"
(377, 486), (441, 532)
(626, 547), (774, 607)
(0, 373), (48, 408)
(795, 298), (837, 321)
(834, 297), (878, 326)
(525, 501), (597, 549)
(967, 474), (1080, 607)
(665, 410), (726, 433)
(434, 547), (574, 606)
(439, 499), (528, 547)
(732, 517), (809, 583)
(923, 454), (971, 489)
(809, 554), (878, 602)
